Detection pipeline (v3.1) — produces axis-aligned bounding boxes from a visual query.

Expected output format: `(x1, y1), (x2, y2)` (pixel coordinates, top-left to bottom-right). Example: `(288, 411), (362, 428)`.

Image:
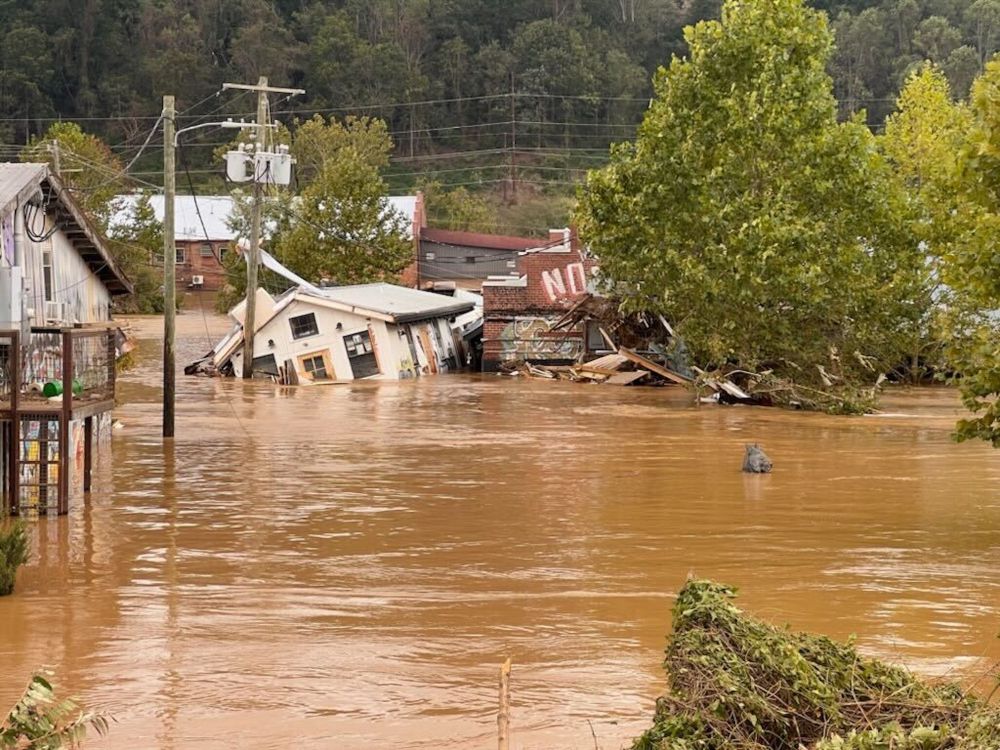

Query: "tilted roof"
(304, 283), (475, 323)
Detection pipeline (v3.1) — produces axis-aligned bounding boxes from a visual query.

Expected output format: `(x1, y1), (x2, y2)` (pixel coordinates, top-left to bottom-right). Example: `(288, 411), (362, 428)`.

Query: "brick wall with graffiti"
(481, 236), (597, 371)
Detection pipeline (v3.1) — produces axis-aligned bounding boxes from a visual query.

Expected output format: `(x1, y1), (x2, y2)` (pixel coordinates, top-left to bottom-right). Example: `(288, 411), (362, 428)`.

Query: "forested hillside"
(1, 0), (998, 199)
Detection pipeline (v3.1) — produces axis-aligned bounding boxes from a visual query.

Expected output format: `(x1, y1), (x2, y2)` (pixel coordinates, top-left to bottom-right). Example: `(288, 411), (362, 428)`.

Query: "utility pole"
(221, 77), (302, 379)
(162, 95), (176, 438)
(509, 73), (517, 205)
(50, 140), (61, 176)
(244, 76), (268, 380)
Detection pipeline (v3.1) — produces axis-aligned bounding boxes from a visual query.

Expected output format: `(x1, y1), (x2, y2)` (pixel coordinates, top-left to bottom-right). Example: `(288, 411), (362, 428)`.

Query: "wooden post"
(242, 76), (268, 380)
(83, 416), (92, 492)
(163, 94), (176, 437)
(498, 657), (511, 750)
(59, 329), (72, 514)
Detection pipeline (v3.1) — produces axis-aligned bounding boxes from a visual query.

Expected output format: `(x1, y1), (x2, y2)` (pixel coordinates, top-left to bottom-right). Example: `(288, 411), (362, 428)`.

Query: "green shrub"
(1, 672), (109, 748)
(635, 579), (1000, 750)
(0, 520), (29, 596)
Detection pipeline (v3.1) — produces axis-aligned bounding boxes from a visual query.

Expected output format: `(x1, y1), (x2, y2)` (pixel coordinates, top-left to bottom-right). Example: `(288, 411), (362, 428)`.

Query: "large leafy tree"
(277, 149), (412, 285)
(881, 65), (972, 377)
(576, 0), (930, 409)
(21, 122), (126, 230)
(944, 59), (1000, 444)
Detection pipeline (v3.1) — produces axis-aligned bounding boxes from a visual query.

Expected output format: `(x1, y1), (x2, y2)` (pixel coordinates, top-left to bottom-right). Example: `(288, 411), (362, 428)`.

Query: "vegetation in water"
(0, 520), (29, 597)
(634, 579), (1000, 750)
(0, 672), (109, 749)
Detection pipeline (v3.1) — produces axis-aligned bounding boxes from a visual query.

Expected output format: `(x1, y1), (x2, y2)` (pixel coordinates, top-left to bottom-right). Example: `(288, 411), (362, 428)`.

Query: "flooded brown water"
(3, 309), (1000, 750)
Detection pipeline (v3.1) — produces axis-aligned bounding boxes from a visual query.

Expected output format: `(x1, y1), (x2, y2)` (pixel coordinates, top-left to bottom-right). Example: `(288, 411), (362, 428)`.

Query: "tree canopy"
(576, 0), (931, 410)
(4, 0), (1000, 199)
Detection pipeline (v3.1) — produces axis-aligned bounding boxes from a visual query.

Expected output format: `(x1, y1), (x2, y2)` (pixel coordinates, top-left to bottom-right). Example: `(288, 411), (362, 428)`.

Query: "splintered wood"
(508, 347), (690, 387)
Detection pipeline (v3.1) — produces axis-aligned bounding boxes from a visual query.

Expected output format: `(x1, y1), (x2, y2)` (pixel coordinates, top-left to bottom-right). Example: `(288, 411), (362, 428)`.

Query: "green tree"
(0, 23), (56, 140)
(292, 115), (393, 187)
(576, 0), (929, 410)
(20, 123), (169, 313)
(882, 64), (972, 374)
(943, 44), (982, 96)
(277, 149), (412, 285)
(914, 15), (963, 62)
(964, 0), (1000, 64)
(20, 121), (125, 230)
(944, 59), (1000, 444)
(882, 64), (970, 254)
(106, 193), (167, 314)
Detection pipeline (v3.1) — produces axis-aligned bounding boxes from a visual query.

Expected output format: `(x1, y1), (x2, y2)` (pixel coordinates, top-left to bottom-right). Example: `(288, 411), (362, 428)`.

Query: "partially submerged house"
(192, 259), (476, 382)
(0, 163), (132, 516)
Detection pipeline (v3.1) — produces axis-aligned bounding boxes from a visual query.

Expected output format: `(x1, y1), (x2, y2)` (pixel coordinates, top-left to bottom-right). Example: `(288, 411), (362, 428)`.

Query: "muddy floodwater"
(2, 311), (1000, 750)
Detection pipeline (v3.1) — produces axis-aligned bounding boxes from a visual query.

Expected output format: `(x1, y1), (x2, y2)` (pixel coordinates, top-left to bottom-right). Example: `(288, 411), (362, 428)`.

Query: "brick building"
(481, 229), (599, 371)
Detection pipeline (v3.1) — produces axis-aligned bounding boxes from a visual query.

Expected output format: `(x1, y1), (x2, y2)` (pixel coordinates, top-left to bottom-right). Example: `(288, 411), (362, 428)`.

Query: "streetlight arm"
(173, 119), (273, 147)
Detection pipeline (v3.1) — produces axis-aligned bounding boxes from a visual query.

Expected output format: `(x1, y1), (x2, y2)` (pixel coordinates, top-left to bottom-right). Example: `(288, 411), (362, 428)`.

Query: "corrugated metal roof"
(113, 194), (422, 241)
(306, 283), (475, 322)
(420, 226), (541, 251)
(0, 163), (48, 216)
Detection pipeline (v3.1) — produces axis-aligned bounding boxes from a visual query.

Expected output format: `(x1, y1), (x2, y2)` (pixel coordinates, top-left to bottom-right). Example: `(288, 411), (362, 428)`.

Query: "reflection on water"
(1, 313), (1000, 750)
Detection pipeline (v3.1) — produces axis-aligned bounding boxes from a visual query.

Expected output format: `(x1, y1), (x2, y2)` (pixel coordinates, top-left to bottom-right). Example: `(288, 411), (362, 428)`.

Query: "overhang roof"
(0, 163), (132, 295)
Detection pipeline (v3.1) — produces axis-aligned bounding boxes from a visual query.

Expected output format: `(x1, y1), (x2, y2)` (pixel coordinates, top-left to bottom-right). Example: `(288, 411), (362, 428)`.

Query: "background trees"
(7, 0), (1000, 201)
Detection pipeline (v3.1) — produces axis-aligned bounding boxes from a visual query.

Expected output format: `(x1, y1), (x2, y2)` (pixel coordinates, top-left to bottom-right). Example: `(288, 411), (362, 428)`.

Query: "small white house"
(197, 282), (476, 382)
(0, 163), (132, 329)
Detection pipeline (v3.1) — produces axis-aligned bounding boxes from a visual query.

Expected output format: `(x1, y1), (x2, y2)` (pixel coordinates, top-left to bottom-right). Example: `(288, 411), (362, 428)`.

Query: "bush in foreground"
(636, 580), (999, 749)
(1, 672), (108, 748)
(0, 520), (28, 596)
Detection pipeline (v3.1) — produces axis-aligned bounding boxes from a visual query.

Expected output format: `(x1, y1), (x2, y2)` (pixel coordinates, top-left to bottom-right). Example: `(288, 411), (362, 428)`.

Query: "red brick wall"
(174, 240), (230, 291)
(481, 243), (597, 369)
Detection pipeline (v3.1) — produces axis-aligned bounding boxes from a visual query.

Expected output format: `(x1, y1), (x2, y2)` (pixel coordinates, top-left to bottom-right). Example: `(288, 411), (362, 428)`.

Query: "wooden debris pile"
(550, 294), (676, 353)
(506, 347), (695, 388)
(505, 293), (778, 403)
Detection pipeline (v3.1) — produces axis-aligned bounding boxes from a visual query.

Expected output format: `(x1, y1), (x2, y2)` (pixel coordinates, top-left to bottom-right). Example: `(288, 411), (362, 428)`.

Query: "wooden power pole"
(243, 77), (268, 380)
(219, 77), (303, 379)
(162, 95), (176, 438)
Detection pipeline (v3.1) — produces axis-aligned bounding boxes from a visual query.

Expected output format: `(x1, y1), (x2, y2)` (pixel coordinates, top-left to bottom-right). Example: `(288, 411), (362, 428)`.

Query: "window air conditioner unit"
(44, 300), (66, 324)
(190, 275), (205, 287)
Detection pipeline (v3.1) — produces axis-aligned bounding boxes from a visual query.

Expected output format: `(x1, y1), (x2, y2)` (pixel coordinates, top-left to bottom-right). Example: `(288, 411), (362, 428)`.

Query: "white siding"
(20, 211), (112, 326)
(230, 298), (460, 381)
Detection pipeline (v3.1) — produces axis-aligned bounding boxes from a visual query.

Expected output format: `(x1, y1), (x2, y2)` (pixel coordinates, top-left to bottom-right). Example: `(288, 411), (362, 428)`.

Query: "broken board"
(606, 370), (649, 386)
(618, 347), (692, 385)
